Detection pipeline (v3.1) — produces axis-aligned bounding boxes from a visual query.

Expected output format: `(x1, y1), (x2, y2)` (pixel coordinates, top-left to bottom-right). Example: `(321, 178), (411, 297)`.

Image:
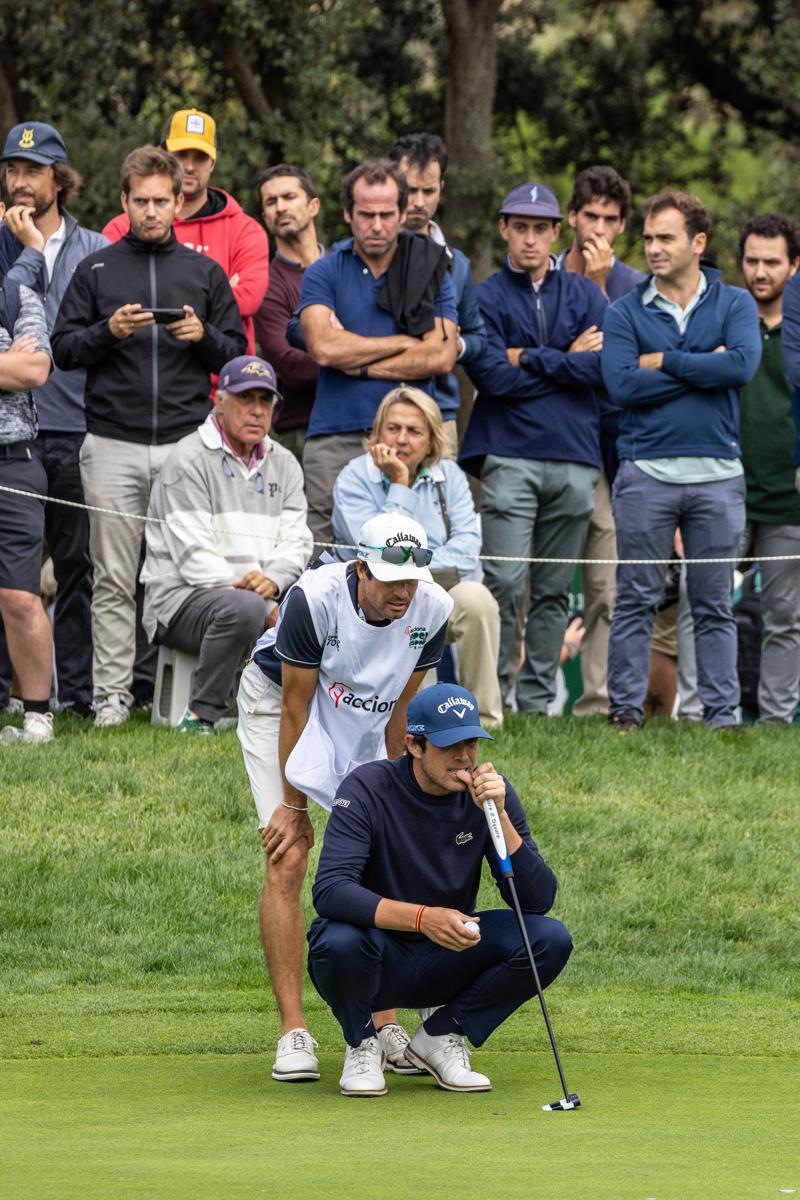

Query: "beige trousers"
(79, 433), (172, 705)
(572, 466), (617, 716)
(440, 420), (458, 462)
(423, 580), (503, 727)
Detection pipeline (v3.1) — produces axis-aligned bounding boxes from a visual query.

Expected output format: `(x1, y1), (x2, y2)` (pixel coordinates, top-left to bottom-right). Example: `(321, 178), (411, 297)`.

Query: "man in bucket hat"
(460, 181), (607, 715)
(307, 681), (572, 1096)
(237, 513), (453, 1085)
(141, 354), (312, 734)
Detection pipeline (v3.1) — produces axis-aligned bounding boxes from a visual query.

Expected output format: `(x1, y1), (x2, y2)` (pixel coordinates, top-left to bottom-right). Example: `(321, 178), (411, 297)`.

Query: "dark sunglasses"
(361, 543), (433, 567)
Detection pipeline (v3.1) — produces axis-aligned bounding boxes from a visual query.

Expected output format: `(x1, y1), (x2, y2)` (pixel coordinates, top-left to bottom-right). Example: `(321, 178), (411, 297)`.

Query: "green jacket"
(740, 319), (800, 524)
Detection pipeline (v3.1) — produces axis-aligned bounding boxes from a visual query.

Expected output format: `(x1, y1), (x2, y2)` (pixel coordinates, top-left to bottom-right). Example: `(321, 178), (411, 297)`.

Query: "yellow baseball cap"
(163, 109), (217, 160)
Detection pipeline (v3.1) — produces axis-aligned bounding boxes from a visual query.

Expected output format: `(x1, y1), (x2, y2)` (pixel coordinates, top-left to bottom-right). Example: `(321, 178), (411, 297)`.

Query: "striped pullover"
(141, 414), (313, 639)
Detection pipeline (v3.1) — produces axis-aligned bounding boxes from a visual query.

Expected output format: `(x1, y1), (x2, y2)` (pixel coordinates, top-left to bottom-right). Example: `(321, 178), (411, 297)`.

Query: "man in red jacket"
(103, 108), (268, 353)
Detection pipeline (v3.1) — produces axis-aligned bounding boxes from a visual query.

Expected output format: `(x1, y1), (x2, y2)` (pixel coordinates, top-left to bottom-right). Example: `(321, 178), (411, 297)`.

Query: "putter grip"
(482, 798), (513, 877)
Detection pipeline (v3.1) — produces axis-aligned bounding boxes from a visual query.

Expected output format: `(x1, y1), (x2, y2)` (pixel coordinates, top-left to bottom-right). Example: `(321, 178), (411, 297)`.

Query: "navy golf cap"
(2, 122), (68, 165)
(218, 355), (282, 401)
(500, 182), (562, 221)
(407, 683), (494, 748)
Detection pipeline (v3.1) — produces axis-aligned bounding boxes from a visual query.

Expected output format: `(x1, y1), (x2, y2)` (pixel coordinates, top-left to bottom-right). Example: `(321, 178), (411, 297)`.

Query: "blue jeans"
(307, 909), (573, 1048)
(609, 462), (746, 727)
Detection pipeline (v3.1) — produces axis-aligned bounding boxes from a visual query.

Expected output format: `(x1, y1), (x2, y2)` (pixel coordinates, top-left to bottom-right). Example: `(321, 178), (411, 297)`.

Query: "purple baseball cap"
(218, 355), (282, 401)
(500, 182), (562, 221)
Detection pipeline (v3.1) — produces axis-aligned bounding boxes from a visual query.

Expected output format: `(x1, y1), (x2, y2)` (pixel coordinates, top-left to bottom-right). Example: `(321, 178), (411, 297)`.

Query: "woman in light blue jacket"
(332, 386), (502, 726)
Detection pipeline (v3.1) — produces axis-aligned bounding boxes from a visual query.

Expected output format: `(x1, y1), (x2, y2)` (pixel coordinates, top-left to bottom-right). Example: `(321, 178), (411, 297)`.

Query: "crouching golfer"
(307, 683), (573, 1096)
(237, 515), (453, 1083)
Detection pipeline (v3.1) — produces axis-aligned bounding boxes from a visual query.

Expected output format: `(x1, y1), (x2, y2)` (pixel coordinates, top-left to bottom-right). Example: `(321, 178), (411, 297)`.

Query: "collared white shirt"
(642, 270), (707, 334)
(42, 218), (66, 283)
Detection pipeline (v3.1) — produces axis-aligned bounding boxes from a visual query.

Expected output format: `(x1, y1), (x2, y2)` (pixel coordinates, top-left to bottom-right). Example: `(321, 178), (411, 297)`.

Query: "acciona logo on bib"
(327, 681), (398, 714)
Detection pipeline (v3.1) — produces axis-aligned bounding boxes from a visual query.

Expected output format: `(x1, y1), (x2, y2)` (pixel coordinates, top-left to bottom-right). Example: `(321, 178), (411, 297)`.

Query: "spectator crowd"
(3, 108), (800, 744)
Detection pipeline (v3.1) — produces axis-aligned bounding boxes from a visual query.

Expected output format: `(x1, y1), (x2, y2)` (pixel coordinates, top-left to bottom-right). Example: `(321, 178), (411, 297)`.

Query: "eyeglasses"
(360, 543), (433, 567)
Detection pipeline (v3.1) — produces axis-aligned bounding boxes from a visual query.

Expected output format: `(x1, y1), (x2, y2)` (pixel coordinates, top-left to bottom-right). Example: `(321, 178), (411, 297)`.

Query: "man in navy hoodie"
(461, 183), (606, 713)
(601, 190), (761, 731)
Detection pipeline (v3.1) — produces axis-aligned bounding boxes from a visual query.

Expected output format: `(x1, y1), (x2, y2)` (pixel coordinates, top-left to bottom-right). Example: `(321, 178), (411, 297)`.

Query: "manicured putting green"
(2, 1049), (797, 1200)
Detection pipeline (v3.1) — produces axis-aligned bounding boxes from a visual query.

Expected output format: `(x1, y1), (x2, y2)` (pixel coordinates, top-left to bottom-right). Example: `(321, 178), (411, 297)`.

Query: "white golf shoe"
(339, 1036), (387, 1097)
(272, 1028), (320, 1082)
(376, 1023), (423, 1075)
(2, 711), (55, 744)
(405, 1024), (491, 1092)
(22, 711), (55, 743)
(94, 695), (130, 729)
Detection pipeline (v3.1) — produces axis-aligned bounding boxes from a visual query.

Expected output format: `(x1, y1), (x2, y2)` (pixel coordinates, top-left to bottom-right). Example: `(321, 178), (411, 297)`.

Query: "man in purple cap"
(460, 182), (607, 714)
(308, 681), (572, 1096)
(141, 354), (312, 733)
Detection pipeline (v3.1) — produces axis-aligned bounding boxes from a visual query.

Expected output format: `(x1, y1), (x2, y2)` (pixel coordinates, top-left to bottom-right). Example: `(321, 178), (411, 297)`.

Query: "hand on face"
(3, 204), (44, 251)
(370, 441), (410, 486)
(581, 233), (613, 285)
(455, 760), (506, 817)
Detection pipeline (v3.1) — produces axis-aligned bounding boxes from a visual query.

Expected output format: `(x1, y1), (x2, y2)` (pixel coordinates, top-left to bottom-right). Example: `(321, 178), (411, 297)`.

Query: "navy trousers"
(307, 909), (573, 1048)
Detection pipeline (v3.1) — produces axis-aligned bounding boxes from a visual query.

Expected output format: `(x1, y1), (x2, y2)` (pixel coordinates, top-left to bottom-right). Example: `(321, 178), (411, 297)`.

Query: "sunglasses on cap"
(361, 543), (434, 567)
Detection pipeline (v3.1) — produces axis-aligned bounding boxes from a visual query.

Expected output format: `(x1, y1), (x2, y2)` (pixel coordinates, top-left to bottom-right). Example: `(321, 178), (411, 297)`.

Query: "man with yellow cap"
(103, 108), (268, 353)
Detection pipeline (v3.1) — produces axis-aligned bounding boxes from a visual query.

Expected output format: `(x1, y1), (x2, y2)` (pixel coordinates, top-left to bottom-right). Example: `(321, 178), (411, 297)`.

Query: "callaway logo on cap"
(406, 683), (494, 748)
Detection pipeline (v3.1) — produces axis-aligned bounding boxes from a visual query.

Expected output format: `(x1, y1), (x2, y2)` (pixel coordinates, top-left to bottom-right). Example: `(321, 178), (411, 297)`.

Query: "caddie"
(236, 513), (453, 1083)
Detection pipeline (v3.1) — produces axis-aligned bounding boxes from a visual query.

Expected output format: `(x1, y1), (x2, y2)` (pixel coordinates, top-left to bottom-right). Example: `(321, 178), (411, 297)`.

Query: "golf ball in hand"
(463, 920), (480, 935)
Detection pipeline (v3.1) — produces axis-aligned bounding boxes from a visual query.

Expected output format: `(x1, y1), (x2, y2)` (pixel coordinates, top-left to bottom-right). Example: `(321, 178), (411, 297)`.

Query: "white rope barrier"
(1, 481), (797, 567)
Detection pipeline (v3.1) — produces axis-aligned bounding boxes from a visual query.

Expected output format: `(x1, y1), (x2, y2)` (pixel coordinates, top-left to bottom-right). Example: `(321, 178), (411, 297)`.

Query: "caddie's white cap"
(356, 513), (434, 583)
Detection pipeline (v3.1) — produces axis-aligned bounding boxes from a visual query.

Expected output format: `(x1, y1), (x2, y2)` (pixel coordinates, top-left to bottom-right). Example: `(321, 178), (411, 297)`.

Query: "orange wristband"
(415, 905), (427, 934)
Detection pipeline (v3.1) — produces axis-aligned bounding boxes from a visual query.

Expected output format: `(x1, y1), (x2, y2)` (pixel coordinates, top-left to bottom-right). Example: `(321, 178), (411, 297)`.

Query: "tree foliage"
(0, 0), (798, 276)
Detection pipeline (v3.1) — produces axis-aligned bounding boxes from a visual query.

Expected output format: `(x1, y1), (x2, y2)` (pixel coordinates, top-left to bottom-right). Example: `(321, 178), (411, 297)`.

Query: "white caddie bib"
(259, 564), (453, 809)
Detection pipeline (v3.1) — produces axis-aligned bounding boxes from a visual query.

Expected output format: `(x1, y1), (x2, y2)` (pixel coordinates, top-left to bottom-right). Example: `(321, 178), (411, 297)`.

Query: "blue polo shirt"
(298, 237), (458, 437)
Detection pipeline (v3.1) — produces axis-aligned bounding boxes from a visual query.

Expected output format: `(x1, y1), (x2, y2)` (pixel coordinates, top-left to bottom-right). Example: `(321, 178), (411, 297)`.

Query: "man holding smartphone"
(52, 144), (246, 727)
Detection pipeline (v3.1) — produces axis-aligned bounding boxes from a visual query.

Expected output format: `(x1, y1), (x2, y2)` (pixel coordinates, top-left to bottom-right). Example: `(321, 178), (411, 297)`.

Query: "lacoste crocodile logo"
(455, 831), (473, 845)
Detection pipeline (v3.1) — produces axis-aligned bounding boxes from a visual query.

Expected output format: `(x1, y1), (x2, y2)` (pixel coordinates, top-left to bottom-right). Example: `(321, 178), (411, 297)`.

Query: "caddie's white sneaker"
(94, 695), (130, 729)
(339, 1036), (387, 1097)
(272, 1028), (320, 1081)
(377, 1022), (423, 1075)
(21, 711), (54, 744)
(405, 1024), (491, 1092)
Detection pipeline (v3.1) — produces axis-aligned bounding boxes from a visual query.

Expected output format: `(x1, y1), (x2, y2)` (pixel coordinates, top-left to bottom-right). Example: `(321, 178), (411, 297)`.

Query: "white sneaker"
(4, 697), (24, 715)
(339, 1036), (387, 1097)
(22, 711), (54, 744)
(272, 1028), (320, 1081)
(94, 696), (130, 729)
(377, 1023), (423, 1075)
(405, 1024), (491, 1092)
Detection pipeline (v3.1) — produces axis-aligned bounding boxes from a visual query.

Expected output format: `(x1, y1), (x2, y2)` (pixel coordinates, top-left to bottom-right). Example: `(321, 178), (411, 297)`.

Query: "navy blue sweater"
(459, 260), (606, 476)
(602, 268), (761, 461)
(312, 755), (557, 931)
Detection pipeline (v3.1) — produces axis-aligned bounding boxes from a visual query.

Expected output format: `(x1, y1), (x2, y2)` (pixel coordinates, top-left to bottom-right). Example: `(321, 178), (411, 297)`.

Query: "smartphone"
(148, 307), (185, 324)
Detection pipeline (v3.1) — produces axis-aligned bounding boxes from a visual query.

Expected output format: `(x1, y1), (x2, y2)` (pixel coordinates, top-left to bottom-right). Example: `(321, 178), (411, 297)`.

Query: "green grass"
(1, 711), (799, 1198)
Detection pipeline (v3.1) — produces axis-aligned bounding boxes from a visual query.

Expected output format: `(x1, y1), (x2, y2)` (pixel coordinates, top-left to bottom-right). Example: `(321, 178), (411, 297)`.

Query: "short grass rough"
(1, 711), (798, 1198)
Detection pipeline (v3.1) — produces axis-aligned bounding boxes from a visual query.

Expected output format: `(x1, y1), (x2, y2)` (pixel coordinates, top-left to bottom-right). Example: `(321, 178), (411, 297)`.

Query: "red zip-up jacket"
(103, 188), (268, 353)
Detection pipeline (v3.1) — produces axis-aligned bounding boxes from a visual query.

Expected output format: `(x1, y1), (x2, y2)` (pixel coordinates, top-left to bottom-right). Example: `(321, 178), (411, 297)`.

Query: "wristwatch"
(519, 350), (530, 368)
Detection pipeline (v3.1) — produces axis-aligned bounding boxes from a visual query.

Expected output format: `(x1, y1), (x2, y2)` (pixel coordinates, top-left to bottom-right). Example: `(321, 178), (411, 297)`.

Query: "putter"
(482, 797), (581, 1112)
